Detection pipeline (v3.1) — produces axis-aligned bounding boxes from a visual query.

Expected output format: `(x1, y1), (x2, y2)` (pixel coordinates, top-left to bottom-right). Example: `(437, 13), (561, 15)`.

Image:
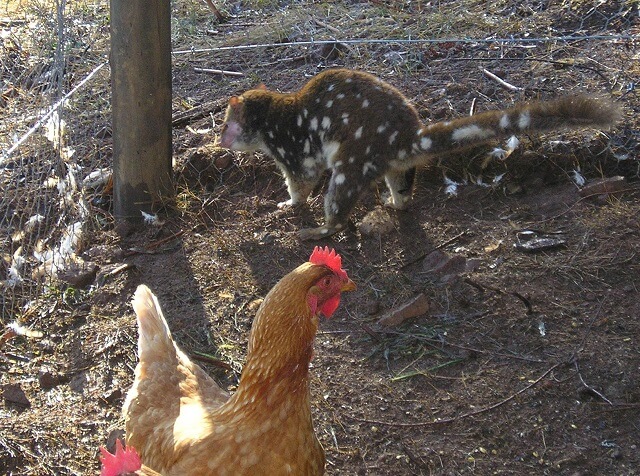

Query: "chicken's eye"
(322, 276), (332, 287)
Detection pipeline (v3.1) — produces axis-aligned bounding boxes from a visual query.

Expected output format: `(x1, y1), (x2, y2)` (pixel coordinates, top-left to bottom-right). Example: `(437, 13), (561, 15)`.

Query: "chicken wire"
(1, 0), (638, 326)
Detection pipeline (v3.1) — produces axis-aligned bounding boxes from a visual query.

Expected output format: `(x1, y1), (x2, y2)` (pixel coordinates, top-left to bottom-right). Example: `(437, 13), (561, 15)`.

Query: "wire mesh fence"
(1, 0), (638, 329)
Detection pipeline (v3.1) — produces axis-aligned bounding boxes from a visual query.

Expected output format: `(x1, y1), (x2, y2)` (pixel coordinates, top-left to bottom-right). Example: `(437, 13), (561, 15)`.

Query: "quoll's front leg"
(383, 167), (416, 210)
(277, 172), (318, 209)
(298, 164), (365, 241)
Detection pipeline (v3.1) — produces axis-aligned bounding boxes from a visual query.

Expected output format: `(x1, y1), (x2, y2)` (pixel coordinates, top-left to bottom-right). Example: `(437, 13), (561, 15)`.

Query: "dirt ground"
(2, 1), (639, 475)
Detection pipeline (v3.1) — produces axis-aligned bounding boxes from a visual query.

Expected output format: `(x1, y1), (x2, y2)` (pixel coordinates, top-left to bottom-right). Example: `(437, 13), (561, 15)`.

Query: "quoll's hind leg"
(298, 165), (367, 241)
(277, 173), (320, 208)
(383, 167), (416, 210)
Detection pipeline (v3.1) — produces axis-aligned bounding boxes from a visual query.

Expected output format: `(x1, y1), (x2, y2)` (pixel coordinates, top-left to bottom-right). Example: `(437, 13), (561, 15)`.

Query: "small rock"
(213, 150), (233, 169)
(57, 262), (99, 288)
(378, 293), (430, 327)
(102, 388), (123, 405)
(579, 176), (626, 197)
(68, 372), (87, 393)
(2, 383), (31, 409)
(359, 208), (397, 236)
(38, 367), (68, 389)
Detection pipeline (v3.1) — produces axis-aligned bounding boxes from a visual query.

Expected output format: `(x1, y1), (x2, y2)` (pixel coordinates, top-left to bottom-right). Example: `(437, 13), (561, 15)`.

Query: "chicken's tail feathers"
(132, 284), (175, 357)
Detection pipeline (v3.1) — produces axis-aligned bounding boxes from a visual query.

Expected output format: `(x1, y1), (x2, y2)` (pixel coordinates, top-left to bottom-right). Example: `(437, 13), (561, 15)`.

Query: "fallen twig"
(575, 360), (613, 405)
(194, 67), (244, 77)
(482, 68), (523, 91)
(201, 0), (225, 21)
(190, 351), (233, 371)
(348, 361), (563, 427)
(401, 231), (466, 269)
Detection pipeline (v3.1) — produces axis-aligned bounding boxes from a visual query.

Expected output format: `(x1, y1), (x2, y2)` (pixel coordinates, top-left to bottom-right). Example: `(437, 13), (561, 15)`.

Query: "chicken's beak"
(341, 278), (356, 292)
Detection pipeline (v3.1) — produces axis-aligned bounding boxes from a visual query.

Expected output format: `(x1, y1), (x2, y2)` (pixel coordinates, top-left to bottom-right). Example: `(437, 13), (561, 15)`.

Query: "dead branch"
(201, 0), (225, 22)
(348, 361), (563, 427)
(193, 67), (244, 77)
(482, 68), (523, 91)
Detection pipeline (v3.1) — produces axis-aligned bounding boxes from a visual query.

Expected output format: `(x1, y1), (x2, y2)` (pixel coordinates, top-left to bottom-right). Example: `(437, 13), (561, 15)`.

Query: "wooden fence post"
(110, 0), (173, 220)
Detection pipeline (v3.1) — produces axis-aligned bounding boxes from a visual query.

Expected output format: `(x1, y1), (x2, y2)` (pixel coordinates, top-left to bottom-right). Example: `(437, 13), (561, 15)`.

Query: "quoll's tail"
(132, 284), (175, 358)
(414, 95), (621, 157)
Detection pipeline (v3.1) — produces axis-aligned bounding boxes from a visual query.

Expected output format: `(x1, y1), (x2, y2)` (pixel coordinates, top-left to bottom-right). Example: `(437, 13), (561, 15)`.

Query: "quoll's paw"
(383, 193), (410, 210)
(298, 225), (338, 241)
(277, 199), (294, 209)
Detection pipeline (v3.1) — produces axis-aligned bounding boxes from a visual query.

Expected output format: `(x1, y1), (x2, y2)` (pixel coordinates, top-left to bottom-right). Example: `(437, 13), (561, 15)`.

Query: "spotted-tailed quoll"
(216, 68), (620, 240)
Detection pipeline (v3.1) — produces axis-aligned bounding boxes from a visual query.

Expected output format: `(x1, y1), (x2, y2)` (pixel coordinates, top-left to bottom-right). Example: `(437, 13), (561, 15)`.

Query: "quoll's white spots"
(365, 145), (371, 154)
(303, 108), (308, 118)
(377, 124), (387, 133)
(362, 99), (370, 108)
(363, 162), (376, 175)
(345, 77), (352, 83)
(268, 131), (274, 139)
(277, 147), (286, 157)
(420, 136), (433, 150)
(322, 117), (331, 129)
(499, 114), (510, 129)
(326, 100), (334, 108)
(334, 160), (343, 167)
(451, 125), (493, 141)
(354, 126), (363, 139)
(297, 115), (302, 127)
(310, 117), (319, 130)
(335, 173), (346, 184)
(398, 149), (408, 160)
(303, 157), (316, 169)
(327, 84), (335, 91)
(303, 140), (310, 154)
(518, 111), (531, 129)
(336, 93), (345, 99)
(323, 141), (340, 163)
(348, 157), (355, 164)
(389, 130), (399, 144)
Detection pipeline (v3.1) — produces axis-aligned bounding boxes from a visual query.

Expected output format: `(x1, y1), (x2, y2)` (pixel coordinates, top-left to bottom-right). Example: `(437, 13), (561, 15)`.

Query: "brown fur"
(217, 68), (620, 240)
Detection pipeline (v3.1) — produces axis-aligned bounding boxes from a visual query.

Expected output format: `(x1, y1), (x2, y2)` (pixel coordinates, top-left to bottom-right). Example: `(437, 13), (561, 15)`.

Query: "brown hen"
(122, 247), (355, 475)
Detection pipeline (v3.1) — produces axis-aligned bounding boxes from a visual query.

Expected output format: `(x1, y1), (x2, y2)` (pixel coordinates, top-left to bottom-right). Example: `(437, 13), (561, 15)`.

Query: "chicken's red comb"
(309, 246), (347, 279)
(100, 439), (141, 476)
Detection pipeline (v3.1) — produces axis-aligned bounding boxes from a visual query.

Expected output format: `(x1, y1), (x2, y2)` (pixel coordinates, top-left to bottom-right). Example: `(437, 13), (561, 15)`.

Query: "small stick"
(482, 68), (523, 91)
(348, 361), (563, 427)
(575, 360), (613, 405)
(201, 0), (225, 21)
(400, 231), (466, 269)
(190, 352), (233, 371)
(194, 67), (244, 77)
(313, 18), (341, 35)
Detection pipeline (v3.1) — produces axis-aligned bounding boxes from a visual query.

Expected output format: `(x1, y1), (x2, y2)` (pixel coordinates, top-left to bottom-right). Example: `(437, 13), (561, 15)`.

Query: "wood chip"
(378, 293), (430, 327)
(579, 176), (626, 197)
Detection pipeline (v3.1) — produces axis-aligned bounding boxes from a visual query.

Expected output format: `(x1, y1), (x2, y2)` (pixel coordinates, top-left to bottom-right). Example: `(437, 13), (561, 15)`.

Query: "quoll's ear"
(229, 96), (240, 107)
(257, 83), (268, 91)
